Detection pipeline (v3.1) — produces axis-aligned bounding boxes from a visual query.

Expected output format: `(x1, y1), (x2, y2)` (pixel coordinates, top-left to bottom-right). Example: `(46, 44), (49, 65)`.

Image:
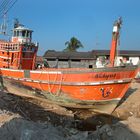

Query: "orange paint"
(110, 18), (122, 67)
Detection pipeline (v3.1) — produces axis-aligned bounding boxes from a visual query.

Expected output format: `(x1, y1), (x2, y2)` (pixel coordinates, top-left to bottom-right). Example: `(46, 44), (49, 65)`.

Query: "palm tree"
(64, 37), (84, 52)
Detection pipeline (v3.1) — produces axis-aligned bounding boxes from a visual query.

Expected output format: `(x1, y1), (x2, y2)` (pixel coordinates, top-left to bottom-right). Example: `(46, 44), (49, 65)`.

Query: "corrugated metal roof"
(43, 50), (96, 59)
(43, 50), (140, 60)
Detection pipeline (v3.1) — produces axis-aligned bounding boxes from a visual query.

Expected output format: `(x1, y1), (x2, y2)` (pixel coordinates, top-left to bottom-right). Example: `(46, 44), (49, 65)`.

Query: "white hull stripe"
(0, 68), (61, 74)
(0, 68), (24, 72)
(3, 76), (132, 86)
(30, 71), (62, 74)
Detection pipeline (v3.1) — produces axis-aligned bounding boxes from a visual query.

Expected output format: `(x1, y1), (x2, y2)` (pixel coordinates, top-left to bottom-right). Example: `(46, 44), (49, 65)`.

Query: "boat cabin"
(12, 26), (33, 43)
(0, 24), (38, 70)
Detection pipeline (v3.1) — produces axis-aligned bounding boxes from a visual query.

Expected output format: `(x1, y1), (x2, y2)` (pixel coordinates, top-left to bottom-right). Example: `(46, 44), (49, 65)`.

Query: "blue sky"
(1, 0), (140, 55)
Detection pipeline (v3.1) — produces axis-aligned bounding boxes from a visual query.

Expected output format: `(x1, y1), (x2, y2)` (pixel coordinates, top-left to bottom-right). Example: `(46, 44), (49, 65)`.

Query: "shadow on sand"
(115, 87), (138, 108)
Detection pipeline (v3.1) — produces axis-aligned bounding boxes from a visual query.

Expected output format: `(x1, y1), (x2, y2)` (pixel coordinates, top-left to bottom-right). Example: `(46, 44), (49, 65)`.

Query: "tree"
(64, 37), (84, 52)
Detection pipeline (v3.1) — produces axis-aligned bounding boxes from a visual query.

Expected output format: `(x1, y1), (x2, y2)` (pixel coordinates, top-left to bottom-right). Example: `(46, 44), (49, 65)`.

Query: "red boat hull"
(0, 66), (138, 114)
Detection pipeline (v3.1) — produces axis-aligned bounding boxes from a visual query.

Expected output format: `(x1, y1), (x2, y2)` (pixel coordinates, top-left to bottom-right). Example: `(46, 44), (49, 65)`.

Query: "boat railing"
(0, 43), (20, 51)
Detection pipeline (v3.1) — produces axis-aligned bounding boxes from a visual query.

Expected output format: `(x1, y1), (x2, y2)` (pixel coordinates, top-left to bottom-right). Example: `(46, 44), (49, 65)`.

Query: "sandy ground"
(0, 81), (140, 140)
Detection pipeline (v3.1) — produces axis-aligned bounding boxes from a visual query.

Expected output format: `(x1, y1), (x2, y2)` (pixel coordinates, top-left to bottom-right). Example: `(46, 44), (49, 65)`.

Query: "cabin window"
(7, 52), (9, 55)
(17, 31), (19, 36)
(27, 31), (30, 38)
(19, 31), (22, 37)
(27, 31), (29, 37)
(2, 52), (4, 54)
(22, 30), (26, 37)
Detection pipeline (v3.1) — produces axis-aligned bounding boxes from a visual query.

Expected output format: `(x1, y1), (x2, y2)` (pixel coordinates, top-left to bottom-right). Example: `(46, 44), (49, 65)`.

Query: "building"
(43, 50), (96, 68)
(37, 50), (140, 68)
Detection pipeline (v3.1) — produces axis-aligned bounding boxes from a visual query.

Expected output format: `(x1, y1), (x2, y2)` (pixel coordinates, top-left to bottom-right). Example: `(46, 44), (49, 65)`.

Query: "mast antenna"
(109, 17), (122, 67)
(0, 12), (7, 35)
(0, 0), (18, 35)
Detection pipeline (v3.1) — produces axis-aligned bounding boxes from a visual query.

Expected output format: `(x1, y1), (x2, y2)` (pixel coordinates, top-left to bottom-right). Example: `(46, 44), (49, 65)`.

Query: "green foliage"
(64, 37), (84, 52)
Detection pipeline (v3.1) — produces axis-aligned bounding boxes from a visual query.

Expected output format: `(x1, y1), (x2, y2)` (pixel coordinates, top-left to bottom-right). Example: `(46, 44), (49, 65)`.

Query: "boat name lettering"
(95, 73), (116, 79)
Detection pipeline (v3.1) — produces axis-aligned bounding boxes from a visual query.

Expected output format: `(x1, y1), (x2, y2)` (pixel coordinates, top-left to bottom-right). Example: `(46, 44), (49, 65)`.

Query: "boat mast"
(109, 17), (122, 67)
(0, 0), (18, 35)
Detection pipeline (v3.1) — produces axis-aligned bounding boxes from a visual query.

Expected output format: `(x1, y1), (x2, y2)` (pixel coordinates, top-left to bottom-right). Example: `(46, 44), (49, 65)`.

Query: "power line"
(0, 0), (18, 35)
(5, 0), (18, 15)
(0, 0), (11, 16)
(0, 0), (18, 17)
(0, 0), (9, 15)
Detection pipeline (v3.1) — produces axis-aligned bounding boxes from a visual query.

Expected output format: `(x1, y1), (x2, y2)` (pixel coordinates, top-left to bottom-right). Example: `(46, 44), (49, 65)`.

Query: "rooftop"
(43, 50), (140, 60)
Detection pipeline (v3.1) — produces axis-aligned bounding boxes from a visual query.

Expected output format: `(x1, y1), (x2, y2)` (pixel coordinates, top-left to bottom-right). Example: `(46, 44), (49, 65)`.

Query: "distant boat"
(0, 18), (139, 114)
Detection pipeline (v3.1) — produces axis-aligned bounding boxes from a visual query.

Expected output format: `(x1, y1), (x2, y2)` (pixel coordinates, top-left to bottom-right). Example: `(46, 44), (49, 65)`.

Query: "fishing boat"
(0, 18), (139, 114)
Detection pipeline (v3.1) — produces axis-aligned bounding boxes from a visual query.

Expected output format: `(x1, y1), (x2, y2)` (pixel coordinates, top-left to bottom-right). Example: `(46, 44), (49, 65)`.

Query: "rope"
(47, 70), (58, 93)
(34, 67), (56, 94)
(35, 67), (64, 97)
(56, 73), (63, 96)
(46, 68), (51, 93)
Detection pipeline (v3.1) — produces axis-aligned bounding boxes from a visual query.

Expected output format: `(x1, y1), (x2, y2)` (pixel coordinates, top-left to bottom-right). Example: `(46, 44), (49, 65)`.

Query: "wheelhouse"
(0, 24), (38, 70)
